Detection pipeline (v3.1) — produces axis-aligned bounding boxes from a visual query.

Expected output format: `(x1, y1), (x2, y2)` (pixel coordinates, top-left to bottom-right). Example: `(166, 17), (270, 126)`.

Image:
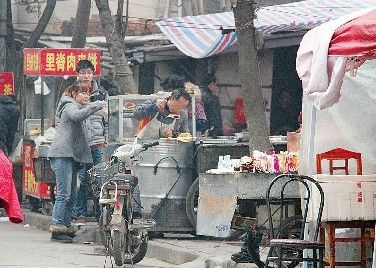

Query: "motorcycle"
(88, 141), (159, 266)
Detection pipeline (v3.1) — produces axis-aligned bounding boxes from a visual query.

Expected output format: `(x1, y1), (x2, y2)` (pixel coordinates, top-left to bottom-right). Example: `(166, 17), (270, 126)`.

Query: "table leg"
(328, 225), (335, 268)
(361, 227), (365, 268)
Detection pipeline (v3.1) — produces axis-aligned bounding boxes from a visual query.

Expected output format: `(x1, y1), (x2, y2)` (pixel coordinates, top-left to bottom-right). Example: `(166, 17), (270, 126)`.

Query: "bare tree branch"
(95, 0), (136, 94)
(22, 0), (57, 49)
(71, 0), (91, 48)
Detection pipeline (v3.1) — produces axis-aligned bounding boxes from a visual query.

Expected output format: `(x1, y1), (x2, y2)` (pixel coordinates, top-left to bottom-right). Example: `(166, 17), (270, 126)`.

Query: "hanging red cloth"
(329, 10), (376, 59)
(0, 149), (23, 223)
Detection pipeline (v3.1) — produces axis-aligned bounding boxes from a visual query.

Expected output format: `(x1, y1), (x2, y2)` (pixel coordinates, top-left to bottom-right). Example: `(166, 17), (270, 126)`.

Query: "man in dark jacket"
(73, 60), (108, 224)
(0, 95), (20, 156)
(134, 88), (191, 139)
(201, 73), (223, 137)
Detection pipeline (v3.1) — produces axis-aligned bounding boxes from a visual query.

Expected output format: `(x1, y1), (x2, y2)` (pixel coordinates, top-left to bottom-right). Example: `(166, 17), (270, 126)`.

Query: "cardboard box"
(311, 175), (376, 221)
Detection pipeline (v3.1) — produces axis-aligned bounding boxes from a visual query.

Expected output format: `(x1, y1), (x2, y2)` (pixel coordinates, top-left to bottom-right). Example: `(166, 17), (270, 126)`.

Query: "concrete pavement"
(18, 209), (269, 267)
(0, 221), (174, 268)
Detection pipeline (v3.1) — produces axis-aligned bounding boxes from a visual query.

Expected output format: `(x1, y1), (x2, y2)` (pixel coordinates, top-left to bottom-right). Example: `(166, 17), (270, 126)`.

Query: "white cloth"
(296, 8), (376, 110)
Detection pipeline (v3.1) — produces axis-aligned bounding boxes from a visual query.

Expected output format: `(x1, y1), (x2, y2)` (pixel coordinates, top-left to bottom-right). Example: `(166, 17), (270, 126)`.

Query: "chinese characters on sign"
(23, 48), (101, 76)
(0, 72), (15, 95)
(23, 48), (41, 76)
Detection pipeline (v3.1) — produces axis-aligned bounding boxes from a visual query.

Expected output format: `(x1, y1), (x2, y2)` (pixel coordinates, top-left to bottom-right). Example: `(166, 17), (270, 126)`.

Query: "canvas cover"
(299, 59), (376, 175)
(156, 0), (376, 59)
(297, 8), (376, 110)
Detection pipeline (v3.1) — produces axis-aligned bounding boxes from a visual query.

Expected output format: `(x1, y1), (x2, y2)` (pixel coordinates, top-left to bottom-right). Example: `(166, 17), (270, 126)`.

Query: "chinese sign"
(23, 48), (101, 76)
(23, 48), (41, 76)
(0, 72), (14, 95)
(22, 143), (50, 199)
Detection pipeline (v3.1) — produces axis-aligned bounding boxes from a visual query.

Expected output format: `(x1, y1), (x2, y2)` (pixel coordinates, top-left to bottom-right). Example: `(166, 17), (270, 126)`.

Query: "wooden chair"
(316, 147), (362, 176)
(316, 148), (374, 268)
(265, 174), (325, 268)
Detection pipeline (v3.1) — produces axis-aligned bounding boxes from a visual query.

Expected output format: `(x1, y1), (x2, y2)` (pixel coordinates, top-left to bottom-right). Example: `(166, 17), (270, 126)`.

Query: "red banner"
(23, 48), (41, 76)
(0, 72), (15, 95)
(22, 143), (50, 199)
(23, 48), (101, 76)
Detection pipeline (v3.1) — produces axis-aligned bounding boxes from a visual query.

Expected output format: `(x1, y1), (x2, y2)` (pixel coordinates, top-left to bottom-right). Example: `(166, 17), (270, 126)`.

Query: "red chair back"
(316, 147), (362, 175)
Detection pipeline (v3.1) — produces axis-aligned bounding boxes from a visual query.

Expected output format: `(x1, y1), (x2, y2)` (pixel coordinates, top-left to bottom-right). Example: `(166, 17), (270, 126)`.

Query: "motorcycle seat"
(112, 174), (138, 187)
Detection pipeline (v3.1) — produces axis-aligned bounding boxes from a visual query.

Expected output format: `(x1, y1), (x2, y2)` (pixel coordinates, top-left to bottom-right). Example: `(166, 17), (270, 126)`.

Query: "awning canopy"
(156, 0), (376, 59)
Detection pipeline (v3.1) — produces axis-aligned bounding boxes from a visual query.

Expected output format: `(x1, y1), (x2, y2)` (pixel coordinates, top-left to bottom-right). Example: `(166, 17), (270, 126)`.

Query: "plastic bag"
(234, 98), (246, 125)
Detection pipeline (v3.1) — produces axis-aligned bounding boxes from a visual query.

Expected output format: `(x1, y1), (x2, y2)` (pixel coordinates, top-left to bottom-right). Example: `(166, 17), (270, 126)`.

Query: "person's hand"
(94, 100), (107, 109)
(156, 99), (167, 113)
(162, 128), (173, 138)
(102, 108), (108, 122)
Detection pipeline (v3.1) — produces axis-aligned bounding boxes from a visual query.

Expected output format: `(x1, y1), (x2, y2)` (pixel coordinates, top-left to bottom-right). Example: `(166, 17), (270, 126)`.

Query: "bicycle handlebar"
(142, 141), (159, 150)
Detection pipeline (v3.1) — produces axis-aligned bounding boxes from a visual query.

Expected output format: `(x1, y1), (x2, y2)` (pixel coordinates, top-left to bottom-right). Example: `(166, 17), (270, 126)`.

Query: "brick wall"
(61, 15), (160, 37)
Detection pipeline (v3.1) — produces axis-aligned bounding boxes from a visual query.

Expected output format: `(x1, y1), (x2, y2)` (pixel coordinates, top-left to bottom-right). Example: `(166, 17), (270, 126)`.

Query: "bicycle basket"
(88, 161), (124, 196)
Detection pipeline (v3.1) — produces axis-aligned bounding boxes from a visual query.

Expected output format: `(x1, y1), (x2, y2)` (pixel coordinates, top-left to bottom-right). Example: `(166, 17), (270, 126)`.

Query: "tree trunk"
(22, 0), (57, 49)
(95, 0), (136, 94)
(6, 0), (17, 73)
(71, 0), (91, 48)
(231, 0), (271, 153)
(116, 0), (125, 42)
(0, 0), (7, 72)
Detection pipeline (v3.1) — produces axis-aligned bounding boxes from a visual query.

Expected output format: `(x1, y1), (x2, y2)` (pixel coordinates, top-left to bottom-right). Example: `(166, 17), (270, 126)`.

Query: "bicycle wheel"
(98, 206), (111, 249)
(185, 177), (199, 227)
(112, 230), (124, 266)
(124, 233), (148, 264)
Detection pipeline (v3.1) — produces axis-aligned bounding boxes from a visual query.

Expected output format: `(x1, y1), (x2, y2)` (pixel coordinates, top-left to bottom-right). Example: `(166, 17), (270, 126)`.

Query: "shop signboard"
(22, 143), (50, 199)
(23, 48), (41, 76)
(0, 72), (14, 95)
(23, 48), (101, 76)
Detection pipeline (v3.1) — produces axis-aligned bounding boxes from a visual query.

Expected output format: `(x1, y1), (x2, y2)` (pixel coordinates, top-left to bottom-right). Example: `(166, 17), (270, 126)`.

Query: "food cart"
(107, 93), (194, 232)
(22, 119), (55, 215)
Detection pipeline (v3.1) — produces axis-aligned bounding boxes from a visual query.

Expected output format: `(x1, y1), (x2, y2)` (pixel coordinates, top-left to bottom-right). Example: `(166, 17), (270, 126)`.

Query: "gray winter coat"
(86, 81), (108, 146)
(49, 96), (103, 164)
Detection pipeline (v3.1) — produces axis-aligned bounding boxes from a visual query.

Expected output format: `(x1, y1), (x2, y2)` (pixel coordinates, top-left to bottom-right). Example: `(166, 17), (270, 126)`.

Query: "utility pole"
(0, 0), (7, 72)
(231, 0), (271, 153)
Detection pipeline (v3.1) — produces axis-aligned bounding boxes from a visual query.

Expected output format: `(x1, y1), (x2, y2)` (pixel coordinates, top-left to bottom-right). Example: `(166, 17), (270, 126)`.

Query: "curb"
(147, 241), (199, 266)
(22, 210), (261, 267)
(23, 210), (101, 243)
(23, 210), (201, 266)
(23, 210), (51, 231)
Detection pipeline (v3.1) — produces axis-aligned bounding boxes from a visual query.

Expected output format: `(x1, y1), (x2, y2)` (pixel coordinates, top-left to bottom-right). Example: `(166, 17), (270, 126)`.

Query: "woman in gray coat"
(48, 81), (106, 243)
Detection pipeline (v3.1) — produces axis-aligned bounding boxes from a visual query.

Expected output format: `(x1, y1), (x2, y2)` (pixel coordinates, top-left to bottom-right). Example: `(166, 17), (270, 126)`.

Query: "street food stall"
(107, 93), (292, 233)
(21, 48), (101, 214)
(195, 142), (301, 238)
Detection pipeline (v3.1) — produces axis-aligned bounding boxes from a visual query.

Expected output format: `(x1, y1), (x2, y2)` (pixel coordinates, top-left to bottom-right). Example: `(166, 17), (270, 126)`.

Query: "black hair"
(160, 74), (186, 91)
(200, 72), (216, 87)
(170, 88), (192, 102)
(76, 59), (95, 73)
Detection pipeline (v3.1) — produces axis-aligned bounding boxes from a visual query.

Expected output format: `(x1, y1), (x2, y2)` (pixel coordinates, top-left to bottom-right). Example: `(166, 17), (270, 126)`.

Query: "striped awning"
(156, 0), (376, 58)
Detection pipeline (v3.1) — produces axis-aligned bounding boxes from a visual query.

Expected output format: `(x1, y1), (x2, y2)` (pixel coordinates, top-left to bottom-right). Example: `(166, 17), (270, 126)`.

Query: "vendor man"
(134, 88), (191, 139)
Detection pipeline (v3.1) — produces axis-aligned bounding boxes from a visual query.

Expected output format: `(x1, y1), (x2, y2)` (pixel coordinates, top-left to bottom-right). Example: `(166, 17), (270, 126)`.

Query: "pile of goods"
(237, 151), (299, 174)
(215, 150), (299, 174)
(177, 132), (193, 142)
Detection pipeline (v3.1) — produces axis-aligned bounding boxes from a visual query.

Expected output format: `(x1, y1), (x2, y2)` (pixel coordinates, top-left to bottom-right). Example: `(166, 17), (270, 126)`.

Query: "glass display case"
(108, 93), (196, 144)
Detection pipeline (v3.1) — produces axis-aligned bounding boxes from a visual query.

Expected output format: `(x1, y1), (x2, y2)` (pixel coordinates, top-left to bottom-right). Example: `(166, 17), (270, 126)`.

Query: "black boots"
(51, 232), (73, 243)
(231, 251), (254, 263)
